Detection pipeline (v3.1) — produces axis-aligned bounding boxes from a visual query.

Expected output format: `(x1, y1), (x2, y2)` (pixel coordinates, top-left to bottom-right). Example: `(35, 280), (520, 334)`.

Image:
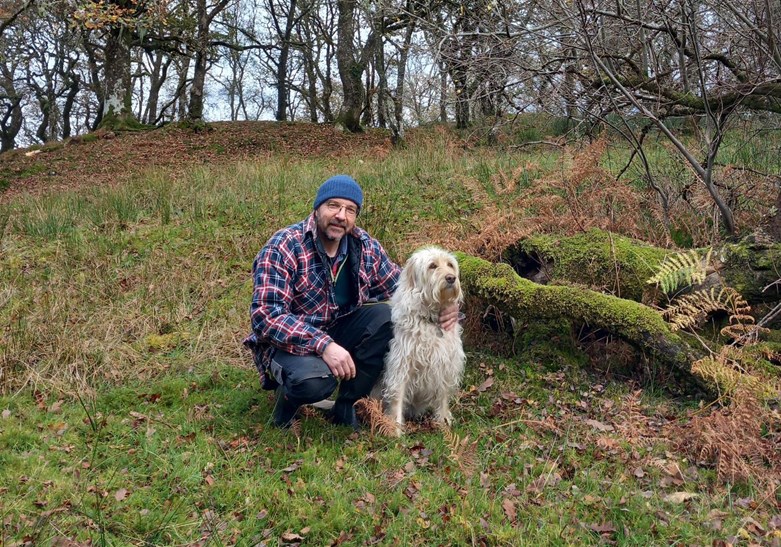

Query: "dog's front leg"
(384, 382), (407, 437)
(433, 393), (453, 426)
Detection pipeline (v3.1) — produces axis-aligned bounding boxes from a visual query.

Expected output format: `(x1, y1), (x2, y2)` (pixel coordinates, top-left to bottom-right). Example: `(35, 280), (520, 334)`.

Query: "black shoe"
(272, 387), (299, 429)
(327, 399), (360, 431)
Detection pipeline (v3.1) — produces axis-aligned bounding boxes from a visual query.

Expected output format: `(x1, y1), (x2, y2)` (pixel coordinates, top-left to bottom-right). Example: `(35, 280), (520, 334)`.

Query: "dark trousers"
(270, 303), (392, 406)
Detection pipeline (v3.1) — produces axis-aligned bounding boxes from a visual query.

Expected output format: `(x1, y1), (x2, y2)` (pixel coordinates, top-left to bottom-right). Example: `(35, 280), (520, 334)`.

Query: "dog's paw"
(434, 410), (453, 426)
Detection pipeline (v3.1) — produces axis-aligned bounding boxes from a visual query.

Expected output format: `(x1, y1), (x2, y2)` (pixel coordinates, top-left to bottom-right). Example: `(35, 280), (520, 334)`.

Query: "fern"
(663, 286), (754, 335)
(354, 397), (399, 437)
(647, 248), (711, 294)
(443, 427), (479, 477)
(692, 346), (780, 401)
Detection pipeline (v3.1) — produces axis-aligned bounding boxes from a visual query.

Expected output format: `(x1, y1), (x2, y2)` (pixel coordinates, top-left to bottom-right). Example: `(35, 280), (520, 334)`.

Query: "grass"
(1, 125), (779, 544)
(0, 358), (761, 545)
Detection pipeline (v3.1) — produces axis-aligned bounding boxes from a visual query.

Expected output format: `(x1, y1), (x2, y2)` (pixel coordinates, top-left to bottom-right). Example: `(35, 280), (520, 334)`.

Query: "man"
(244, 175), (459, 429)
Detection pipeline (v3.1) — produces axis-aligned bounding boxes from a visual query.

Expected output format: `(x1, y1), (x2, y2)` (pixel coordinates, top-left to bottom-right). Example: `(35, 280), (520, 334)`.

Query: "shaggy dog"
(380, 246), (466, 435)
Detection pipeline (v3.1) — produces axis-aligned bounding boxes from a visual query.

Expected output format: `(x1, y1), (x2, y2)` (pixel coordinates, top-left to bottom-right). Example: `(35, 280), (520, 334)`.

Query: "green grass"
(0, 358), (762, 545)
(1, 127), (779, 544)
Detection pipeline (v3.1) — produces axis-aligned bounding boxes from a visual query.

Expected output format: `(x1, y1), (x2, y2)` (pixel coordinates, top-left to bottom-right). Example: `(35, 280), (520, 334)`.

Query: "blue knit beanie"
(313, 175), (364, 211)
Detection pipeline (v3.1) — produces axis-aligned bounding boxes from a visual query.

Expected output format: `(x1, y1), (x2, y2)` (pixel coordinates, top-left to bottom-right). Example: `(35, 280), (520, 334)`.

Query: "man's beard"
(316, 212), (347, 241)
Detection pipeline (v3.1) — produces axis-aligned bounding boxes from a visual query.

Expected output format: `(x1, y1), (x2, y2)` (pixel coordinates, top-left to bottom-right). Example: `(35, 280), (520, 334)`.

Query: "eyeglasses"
(324, 200), (358, 217)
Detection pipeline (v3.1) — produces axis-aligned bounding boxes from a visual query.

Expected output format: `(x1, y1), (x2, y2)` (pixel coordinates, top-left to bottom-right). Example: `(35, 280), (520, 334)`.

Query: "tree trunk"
(0, 94), (21, 153)
(335, 0), (368, 132)
(187, 0), (209, 124)
(273, 0), (298, 121)
(61, 74), (79, 139)
(102, 25), (136, 127)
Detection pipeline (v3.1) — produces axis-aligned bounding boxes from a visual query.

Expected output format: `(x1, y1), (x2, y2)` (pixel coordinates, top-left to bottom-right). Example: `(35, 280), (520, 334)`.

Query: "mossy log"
(505, 229), (781, 305)
(456, 252), (716, 396)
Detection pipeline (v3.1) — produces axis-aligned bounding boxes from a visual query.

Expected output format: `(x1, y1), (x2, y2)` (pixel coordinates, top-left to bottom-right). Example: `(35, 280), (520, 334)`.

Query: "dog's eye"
(428, 262), (437, 269)
(448, 262), (455, 269)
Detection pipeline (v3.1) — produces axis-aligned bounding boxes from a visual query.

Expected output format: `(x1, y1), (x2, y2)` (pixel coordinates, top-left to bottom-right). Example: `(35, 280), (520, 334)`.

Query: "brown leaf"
(204, 474), (215, 486)
(114, 488), (128, 501)
(589, 522), (617, 534)
(477, 377), (494, 392)
(584, 419), (614, 432)
(502, 498), (516, 522)
(663, 492), (698, 503)
(633, 467), (645, 478)
(281, 532), (304, 542)
(282, 460), (302, 473)
(2, 409), (11, 419)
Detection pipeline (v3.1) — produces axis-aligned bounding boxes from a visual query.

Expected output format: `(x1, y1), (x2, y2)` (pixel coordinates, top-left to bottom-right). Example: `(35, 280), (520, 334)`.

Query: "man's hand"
(439, 303), (460, 332)
(322, 342), (356, 380)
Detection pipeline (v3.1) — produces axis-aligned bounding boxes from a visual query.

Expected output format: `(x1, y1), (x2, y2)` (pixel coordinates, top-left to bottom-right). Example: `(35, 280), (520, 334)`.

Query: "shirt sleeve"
(249, 238), (332, 356)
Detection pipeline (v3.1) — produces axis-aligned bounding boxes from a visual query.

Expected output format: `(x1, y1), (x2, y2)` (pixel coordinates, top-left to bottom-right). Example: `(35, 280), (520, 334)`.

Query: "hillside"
(0, 121), (392, 200)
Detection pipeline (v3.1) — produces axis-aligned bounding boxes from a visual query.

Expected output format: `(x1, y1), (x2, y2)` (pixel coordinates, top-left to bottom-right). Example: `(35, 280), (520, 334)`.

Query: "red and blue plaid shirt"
(243, 213), (400, 388)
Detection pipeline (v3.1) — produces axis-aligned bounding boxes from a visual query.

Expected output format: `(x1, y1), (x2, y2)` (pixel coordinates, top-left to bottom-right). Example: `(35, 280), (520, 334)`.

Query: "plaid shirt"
(243, 213), (400, 388)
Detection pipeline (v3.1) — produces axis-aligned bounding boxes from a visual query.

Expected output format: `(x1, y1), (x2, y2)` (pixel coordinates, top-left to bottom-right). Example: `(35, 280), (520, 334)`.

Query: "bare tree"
(560, 0), (781, 235)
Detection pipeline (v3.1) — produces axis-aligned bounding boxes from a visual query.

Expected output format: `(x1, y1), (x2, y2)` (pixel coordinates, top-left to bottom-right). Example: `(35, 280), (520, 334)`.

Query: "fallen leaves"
(663, 491), (699, 504)
(583, 418), (614, 432)
(114, 488), (129, 501)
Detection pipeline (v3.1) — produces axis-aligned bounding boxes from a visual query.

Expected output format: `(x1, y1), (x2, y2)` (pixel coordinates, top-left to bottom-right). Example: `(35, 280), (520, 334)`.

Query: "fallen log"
(505, 229), (781, 306)
(456, 252), (716, 396)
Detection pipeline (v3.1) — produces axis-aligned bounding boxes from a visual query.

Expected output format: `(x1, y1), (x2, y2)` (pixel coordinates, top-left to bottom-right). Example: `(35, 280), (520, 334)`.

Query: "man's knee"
(286, 375), (338, 404)
(273, 352), (338, 404)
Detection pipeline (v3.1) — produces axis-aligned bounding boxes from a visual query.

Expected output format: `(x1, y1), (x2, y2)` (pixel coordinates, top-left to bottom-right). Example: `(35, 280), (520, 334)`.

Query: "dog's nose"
(446, 275), (456, 284)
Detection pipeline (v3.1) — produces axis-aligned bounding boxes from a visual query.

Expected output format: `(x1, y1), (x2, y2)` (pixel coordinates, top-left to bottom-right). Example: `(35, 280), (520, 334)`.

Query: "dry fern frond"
(692, 346), (780, 401)
(614, 389), (655, 445)
(647, 248), (712, 294)
(443, 426), (479, 477)
(663, 287), (752, 333)
(672, 389), (781, 491)
(354, 397), (399, 437)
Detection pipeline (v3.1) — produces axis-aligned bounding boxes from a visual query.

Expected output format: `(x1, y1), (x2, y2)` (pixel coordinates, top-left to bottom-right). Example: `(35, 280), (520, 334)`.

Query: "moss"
(99, 111), (152, 132)
(143, 332), (190, 353)
(719, 239), (781, 302)
(517, 319), (587, 371)
(505, 229), (671, 302)
(41, 142), (64, 153)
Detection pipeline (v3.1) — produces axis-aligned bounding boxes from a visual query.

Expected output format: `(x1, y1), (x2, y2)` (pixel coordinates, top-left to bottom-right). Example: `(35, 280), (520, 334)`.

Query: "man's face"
(315, 198), (359, 243)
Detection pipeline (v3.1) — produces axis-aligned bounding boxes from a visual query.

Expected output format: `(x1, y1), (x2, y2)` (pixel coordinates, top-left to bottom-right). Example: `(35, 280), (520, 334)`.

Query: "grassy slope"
(0, 123), (779, 545)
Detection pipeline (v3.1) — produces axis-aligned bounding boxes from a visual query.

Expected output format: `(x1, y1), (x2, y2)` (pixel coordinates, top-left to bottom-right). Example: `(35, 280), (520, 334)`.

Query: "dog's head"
(401, 246), (462, 307)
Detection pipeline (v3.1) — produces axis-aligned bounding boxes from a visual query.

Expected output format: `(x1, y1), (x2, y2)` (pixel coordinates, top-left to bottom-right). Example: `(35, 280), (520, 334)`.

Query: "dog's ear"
(402, 253), (419, 289)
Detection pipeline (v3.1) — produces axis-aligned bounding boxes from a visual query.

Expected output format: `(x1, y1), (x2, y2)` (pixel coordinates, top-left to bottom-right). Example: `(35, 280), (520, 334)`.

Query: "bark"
(456, 252), (715, 396)
(272, 0), (298, 121)
(187, 0), (209, 123)
(335, 0), (365, 132)
(102, 26), (135, 126)
(0, 64), (22, 153)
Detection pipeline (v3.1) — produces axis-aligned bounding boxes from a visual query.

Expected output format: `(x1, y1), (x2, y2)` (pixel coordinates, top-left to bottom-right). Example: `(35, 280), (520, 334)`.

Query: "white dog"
(380, 246), (466, 435)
